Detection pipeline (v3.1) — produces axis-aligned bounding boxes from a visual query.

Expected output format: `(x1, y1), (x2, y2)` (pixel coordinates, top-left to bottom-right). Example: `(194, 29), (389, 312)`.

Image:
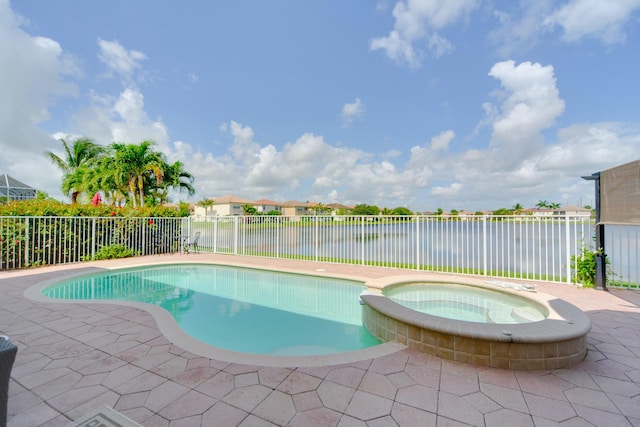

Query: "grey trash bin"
(0, 336), (17, 427)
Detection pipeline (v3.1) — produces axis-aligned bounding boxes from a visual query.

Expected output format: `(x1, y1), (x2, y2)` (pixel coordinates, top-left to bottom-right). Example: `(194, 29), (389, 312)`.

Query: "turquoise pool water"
(42, 264), (380, 355)
(384, 283), (547, 324)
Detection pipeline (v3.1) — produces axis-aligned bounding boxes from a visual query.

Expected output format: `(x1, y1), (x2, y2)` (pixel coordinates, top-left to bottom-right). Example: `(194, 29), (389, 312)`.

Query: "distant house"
(253, 199), (282, 215)
(193, 195), (254, 216)
(520, 206), (591, 219)
(0, 174), (37, 202)
(306, 202), (333, 215)
(457, 210), (475, 219)
(523, 208), (555, 218)
(281, 200), (313, 216)
(326, 203), (353, 215)
(554, 206), (592, 218)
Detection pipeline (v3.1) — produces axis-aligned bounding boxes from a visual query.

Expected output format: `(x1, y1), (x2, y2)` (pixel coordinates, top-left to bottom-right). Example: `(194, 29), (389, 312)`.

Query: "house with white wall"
(193, 195), (254, 217)
(523, 208), (556, 218)
(253, 199), (282, 214)
(554, 206), (592, 218)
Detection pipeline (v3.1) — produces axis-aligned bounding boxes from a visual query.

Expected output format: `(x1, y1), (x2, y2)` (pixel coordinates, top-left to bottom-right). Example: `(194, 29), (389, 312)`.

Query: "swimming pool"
(41, 264), (380, 356)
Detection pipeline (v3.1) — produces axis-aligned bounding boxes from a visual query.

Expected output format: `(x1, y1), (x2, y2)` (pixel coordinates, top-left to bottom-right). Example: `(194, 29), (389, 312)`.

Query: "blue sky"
(2, 0), (639, 212)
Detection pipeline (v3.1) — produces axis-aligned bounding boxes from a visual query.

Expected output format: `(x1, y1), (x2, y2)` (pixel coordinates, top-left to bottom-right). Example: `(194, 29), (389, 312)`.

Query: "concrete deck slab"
(1, 254), (639, 426)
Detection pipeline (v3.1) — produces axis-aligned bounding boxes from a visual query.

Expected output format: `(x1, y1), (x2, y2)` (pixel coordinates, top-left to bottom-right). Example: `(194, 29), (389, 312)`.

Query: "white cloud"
(430, 130), (454, 151)
(403, 130), (454, 186)
(70, 87), (169, 148)
(341, 98), (365, 127)
(491, 0), (640, 54)
(544, 0), (640, 44)
(370, 30), (422, 68)
(224, 120), (260, 163)
(413, 60), (570, 208)
(2, 0), (639, 212)
(176, 120), (439, 208)
(244, 132), (331, 192)
(0, 0), (79, 197)
(375, 0), (393, 12)
(539, 123), (640, 173)
(370, 0), (477, 67)
(489, 1), (555, 55)
(97, 38), (146, 84)
(163, 136), (240, 198)
(411, 60), (625, 210)
(431, 182), (463, 197)
(484, 60), (565, 169)
(427, 32), (453, 57)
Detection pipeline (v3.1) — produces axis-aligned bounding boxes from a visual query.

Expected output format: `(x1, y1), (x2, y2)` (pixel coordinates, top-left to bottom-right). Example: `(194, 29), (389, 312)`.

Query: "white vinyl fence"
(4, 214), (625, 286)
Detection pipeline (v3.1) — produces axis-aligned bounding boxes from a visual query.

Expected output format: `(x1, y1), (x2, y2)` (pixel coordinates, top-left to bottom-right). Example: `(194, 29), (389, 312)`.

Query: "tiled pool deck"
(2, 254), (640, 426)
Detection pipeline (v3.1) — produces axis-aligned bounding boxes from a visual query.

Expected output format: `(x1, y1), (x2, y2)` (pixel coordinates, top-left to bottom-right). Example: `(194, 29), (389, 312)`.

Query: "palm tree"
(112, 141), (165, 208)
(536, 200), (549, 209)
(91, 154), (129, 206)
(159, 161), (195, 204)
(61, 165), (92, 204)
(512, 203), (524, 214)
(44, 138), (105, 204)
(196, 198), (215, 217)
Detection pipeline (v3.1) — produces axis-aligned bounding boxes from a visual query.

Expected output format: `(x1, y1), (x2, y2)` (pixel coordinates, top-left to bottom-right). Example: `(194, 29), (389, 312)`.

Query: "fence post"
(186, 217), (192, 252)
(415, 216), (420, 270)
(24, 217), (29, 267)
(314, 216), (319, 261)
(360, 217), (365, 265)
(483, 215), (487, 276)
(213, 217), (218, 253)
(233, 216), (239, 255)
(565, 214), (572, 283)
(141, 218), (147, 256)
(276, 216), (280, 259)
(91, 217), (96, 259)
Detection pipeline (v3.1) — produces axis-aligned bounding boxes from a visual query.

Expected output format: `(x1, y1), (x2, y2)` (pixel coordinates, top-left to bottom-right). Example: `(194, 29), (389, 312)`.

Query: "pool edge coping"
(22, 257), (592, 369)
(23, 259), (406, 368)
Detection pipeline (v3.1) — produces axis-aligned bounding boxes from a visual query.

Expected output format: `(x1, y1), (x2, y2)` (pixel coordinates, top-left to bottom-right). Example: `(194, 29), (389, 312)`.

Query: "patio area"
(2, 254), (640, 426)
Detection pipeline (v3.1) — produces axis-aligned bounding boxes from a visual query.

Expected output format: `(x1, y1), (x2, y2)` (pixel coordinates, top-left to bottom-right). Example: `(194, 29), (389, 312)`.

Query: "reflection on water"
(223, 220), (636, 284)
(230, 220), (595, 279)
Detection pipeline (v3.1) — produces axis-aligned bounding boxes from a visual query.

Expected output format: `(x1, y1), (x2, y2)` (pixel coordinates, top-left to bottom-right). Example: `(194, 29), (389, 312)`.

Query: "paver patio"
(2, 254), (640, 426)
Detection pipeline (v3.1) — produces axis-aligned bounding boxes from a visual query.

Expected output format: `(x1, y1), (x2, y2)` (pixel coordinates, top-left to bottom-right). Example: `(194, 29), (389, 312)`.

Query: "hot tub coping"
(361, 274), (591, 343)
(360, 273), (592, 369)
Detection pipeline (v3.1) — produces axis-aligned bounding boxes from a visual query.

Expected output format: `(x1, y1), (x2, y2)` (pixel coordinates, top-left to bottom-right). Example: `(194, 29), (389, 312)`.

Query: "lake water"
(196, 218), (636, 285)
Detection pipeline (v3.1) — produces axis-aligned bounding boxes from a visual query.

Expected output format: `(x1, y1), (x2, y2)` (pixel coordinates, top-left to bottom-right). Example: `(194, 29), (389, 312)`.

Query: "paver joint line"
(3, 255), (640, 427)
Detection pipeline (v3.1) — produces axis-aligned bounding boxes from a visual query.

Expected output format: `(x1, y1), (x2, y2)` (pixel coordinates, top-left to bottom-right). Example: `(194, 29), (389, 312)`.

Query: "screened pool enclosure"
(0, 174), (37, 202)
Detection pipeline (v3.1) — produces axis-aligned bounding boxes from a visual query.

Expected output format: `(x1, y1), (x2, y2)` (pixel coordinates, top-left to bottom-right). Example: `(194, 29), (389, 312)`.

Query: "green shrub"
(0, 199), (182, 217)
(571, 244), (609, 287)
(84, 244), (138, 261)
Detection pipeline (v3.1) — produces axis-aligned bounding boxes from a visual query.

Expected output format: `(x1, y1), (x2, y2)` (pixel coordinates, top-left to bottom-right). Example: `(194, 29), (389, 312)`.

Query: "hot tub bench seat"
(360, 291), (591, 370)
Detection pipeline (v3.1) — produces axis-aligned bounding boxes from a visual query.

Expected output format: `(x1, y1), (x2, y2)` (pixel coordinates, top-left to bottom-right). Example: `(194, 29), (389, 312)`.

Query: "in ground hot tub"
(360, 276), (591, 370)
(384, 282), (548, 324)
